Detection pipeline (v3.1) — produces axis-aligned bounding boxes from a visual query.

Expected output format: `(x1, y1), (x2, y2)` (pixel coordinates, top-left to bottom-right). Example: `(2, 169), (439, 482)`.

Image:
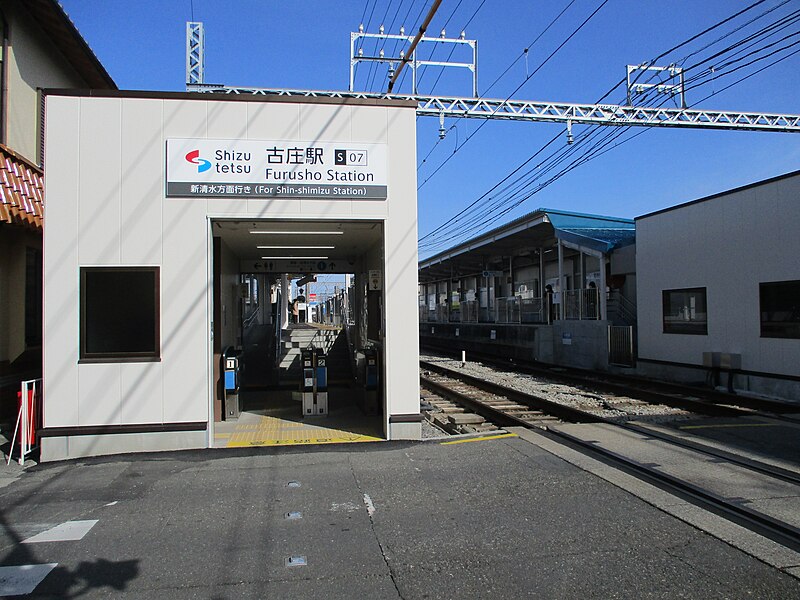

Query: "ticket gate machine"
(361, 346), (379, 416)
(300, 348), (328, 416)
(222, 347), (241, 420)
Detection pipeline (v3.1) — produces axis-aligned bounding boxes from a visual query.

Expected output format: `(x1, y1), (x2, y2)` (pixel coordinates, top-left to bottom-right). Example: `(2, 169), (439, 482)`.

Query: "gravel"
(420, 352), (693, 424)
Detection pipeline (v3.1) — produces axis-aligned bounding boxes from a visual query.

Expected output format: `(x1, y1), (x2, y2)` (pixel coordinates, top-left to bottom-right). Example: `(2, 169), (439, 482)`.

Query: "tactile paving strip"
(225, 415), (382, 447)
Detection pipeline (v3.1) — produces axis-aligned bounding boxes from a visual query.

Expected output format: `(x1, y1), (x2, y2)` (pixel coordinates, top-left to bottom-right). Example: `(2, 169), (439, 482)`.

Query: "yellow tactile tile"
(225, 414), (382, 448)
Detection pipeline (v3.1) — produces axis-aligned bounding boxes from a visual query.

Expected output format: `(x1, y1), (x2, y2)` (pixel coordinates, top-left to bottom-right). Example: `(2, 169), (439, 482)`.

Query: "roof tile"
(0, 145), (43, 230)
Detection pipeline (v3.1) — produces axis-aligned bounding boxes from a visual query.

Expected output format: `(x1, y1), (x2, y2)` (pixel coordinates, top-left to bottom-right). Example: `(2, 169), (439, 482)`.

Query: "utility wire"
(418, 0), (608, 187)
(418, 0), (574, 164)
(420, 3), (800, 250)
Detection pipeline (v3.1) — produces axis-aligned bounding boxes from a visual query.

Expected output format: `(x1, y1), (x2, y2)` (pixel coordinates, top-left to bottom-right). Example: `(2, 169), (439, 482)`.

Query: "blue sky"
(60, 1), (800, 258)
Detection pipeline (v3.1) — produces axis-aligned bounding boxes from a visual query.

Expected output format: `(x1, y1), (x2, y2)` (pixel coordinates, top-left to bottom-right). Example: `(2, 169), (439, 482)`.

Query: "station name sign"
(166, 138), (388, 200)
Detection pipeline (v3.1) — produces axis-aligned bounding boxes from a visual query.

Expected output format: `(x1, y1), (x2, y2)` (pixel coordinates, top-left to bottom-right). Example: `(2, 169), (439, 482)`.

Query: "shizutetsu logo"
(185, 149), (211, 173)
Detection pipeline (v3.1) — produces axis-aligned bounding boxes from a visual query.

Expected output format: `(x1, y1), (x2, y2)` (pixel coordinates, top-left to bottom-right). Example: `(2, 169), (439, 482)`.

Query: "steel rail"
(545, 425), (800, 553)
(421, 359), (800, 486)
(421, 341), (800, 416)
(187, 85), (800, 133)
(422, 362), (800, 552)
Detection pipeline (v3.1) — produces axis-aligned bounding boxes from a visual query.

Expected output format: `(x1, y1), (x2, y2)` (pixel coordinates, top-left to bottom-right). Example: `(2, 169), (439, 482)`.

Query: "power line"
(419, 2), (800, 251)
(418, 0), (608, 186)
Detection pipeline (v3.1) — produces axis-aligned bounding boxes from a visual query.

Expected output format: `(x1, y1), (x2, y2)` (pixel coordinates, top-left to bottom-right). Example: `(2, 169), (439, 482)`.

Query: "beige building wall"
(1, 2), (88, 164)
(43, 92), (420, 461)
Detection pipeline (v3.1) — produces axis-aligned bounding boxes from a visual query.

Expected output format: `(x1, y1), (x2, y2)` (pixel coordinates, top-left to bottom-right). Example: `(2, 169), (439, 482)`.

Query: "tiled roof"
(0, 145), (43, 230)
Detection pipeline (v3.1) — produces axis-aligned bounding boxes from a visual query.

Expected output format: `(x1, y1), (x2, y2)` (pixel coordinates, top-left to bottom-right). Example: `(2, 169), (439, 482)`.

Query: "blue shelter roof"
(545, 209), (635, 254)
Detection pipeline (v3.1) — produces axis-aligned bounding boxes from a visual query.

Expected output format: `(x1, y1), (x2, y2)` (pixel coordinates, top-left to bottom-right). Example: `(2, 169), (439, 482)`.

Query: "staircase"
(277, 324), (353, 386)
(607, 290), (637, 327)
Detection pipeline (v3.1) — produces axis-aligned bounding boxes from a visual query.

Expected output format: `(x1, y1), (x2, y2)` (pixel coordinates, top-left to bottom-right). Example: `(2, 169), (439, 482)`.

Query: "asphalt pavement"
(1, 432), (799, 598)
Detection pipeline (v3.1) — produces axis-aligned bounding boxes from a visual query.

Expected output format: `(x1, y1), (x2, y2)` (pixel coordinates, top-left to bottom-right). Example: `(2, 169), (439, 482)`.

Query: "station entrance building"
(41, 90), (421, 461)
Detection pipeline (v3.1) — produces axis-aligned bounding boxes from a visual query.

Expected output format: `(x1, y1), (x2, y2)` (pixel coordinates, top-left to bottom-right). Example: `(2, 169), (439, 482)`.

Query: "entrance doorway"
(210, 219), (386, 447)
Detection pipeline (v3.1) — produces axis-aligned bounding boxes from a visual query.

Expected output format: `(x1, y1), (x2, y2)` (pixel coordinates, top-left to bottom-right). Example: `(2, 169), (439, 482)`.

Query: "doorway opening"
(210, 219), (386, 447)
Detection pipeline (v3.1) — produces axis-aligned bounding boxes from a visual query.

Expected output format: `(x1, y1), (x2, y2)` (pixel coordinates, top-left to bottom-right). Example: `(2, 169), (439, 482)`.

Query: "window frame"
(662, 287), (708, 335)
(79, 266), (161, 363)
(759, 279), (800, 340)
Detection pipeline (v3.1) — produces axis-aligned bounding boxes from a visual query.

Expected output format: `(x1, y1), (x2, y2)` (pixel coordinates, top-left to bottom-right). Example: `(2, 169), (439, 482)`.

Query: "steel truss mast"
(187, 85), (800, 133)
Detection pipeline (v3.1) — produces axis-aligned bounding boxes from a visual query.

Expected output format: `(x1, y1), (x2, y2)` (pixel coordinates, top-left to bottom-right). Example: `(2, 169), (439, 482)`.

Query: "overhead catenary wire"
(388, 0), (443, 93)
(419, 2), (800, 252)
(418, 0), (570, 165)
(420, 41), (800, 252)
(418, 0), (608, 188)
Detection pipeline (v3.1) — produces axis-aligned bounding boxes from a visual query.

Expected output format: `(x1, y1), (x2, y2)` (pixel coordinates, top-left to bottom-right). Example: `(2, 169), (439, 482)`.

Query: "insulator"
(379, 24), (384, 34)
(358, 23), (364, 33)
(400, 26), (405, 36)
(460, 31), (466, 40)
(440, 29), (446, 38)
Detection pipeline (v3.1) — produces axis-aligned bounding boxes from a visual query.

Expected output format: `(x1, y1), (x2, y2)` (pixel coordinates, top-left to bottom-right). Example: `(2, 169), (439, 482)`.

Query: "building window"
(662, 287), (707, 335)
(25, 247), (42, 347)
(80, 267), (160, 362)
(760, 280), (800, 339)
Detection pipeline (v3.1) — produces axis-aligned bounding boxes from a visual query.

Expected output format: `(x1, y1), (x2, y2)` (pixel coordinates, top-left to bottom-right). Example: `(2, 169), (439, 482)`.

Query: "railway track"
(420, 358), (800, 553)
(421, 342), (800, 418)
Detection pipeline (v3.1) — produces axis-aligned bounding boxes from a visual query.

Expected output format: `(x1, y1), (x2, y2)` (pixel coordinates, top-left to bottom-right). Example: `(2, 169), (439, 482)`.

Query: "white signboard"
(166, 138), (388, 200)
(369, 270), (382, 291)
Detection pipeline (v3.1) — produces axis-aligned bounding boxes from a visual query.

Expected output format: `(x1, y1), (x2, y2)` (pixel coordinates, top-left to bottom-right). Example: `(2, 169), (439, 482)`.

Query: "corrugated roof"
(420, 208), (634, 268)
(0, 145), (43, 230)
(546, 210), (635, 254)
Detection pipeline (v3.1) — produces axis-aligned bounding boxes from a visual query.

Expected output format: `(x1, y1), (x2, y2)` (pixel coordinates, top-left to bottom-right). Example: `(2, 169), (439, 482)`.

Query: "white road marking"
(363, 493), (376, 517)
(0, 563), (58, 596)
(22, 520), (98, 544)
(104, 501), (118, 507)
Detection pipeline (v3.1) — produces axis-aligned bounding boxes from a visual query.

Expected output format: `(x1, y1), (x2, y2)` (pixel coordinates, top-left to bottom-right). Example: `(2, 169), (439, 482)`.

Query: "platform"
(213, 388), (383, 448)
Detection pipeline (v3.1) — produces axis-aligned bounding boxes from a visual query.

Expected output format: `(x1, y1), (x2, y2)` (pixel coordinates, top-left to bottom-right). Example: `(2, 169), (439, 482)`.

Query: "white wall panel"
(163, 100), (207, 139)
(247, 103), (300, 140)
(121, 362), (163, 424)
(245, 199), (302, 216)
(43, 97), (81, 428)
(299, 199), (354, 217)
(352, 107), (388, 143)
(384, 108), (419, 417)
(78, 364), (121, 426)
(78, 98), (121, 264)
(299, 104), (352, 142)
(121, 99), (163, 265)
(637, 173), (800, 377)
(161, 201), (209, 423)
(207, 100), (248, 139)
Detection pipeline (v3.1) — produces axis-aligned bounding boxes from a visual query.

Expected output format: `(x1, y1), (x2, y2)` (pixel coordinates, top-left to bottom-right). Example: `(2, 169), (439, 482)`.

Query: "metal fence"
(563, 288), (600, 320)
(461, 300), (479, 323)
(495, 296), (521, 323)
(520, 297), (546, 323)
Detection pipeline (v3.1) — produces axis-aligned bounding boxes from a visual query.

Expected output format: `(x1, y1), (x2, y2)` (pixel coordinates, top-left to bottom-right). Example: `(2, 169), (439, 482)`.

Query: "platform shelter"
(418, 209), (636, 369)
